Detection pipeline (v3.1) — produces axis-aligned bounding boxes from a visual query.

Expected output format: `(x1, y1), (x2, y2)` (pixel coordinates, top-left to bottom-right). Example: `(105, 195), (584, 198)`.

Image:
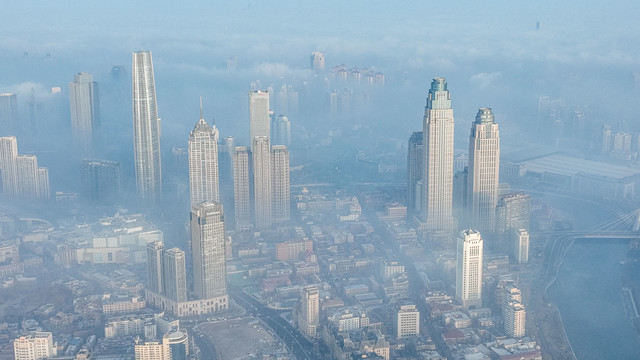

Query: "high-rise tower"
(407, 131), (423, 213)
(467, 108), (500, 233)
(249, 90), (270, 142)
(188, 103), (220, 205)
(298, 286), (320, 338)
(271, 114), (291, 146)
(190, 201), (227, 301)
(69, 72), (100, 150)
(233, 146), (252, 231)
(0, 136), (18, 196)
(147, 241), (164, 294)
(132, 51), (162, 206)
(0, 93), (18, 135)
(163, 248), (187, 302)
(252, 136), (272, 229)
(271, 145), (290, 224)
(456, 229), (483, 309)
(422, 78), (455, 233)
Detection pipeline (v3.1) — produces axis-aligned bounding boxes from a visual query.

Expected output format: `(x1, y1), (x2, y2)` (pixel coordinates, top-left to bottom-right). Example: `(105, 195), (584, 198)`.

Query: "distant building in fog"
(496, 193), (530, 235)
(233, 146), (252, 231)
(81, 159), (121, 203)
(252, 136), (272, 230)
(0, 93), (18, 135)
(0, 136), (49, 200)
(188, 106), (220, 206)
(310, 52), (325, 72)
(271, 145), (290, 224)
(249, 90), (270, 142)
(407, 131), (423, 213)
(271, 114), (291, 146)
(69, 72), (100, 151)
(512, 228), (529, 264)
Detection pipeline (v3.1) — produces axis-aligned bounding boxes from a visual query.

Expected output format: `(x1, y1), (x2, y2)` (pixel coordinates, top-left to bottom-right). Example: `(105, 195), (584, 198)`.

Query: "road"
(228, 285), (321, 360)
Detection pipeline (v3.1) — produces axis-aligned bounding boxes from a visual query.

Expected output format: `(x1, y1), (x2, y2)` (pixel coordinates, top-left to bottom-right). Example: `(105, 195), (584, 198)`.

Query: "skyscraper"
(456, 229), (483, 309)
(81, 159), (121, 203)
(271, 114), (291, 146)
(190, 201), (227, 301)
(132, 51), (162, 206)
(422, 78), (456, 233)
(0, 136), (49, 199)
(496, 193), (531, 235)
(147, 241), (164, 294)
(252, 136), (272, 229)
(188, 105), (220, 205)
(298, 286), (319, 338)
(69, 72), (100, 150)
(0, 93), (18, 135)
(271, 145), (290, 224)
(467, 108), (500, 233)
(0, 136), (18, 196)
(310, 52), (325, 72)
(233, 146), (252, 231)
(504, 302), (526, 338)
(163, 248), (187, 302)
(407, 131), (423, 213)
(249, 90), (270, 142)
(512, 229), (529, 264)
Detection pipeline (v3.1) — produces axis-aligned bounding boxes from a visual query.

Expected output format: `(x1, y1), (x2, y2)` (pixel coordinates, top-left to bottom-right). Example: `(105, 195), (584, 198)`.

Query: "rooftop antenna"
(199, 96), (203, 119)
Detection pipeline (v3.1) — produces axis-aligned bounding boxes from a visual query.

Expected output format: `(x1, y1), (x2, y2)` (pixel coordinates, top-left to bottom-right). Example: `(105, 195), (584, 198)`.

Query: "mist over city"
(1, 1), (640, 359)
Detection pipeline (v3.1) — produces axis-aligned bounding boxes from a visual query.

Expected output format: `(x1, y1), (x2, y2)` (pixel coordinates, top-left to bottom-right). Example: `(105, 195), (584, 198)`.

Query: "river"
(548, 238), (640, 359)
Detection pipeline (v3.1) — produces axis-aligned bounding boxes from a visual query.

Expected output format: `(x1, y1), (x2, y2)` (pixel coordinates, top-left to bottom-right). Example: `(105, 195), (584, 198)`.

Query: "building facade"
(188, 111), (220, 205)
(407, 131), (423, 213)
(396, 304), (420, 338)
(233, 146), (252, 231)
(512, 228), (529, 264)
(299, 286), (320, 338)
(132, 50), (162, 206)
(190, 201), (227, 301)
(496, 193), (531, 234)
(0, 93), (18, 135)
(456, 229), (483, 309)
(422, 78), (456, 233)
(163, 248), (187, 302)
(271, 114), (291, 146)
(249, 90), (270, 142)
(13, 332), (56, 360)
(252, 136), (272, 229)
(271, 145), (290, 224)
(81, 159), (121, 203)
(69, 72), (100, 150)
(467, 108), (500, 233)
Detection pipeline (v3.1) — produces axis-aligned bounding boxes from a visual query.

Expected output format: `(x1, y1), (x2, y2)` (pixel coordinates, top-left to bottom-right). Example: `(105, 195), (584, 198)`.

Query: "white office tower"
(147, 241), (164, 294)
(249, 90), (270, 142)
(468, 108), (500, 233)
(0, 93), (18, 134)
(188, 106), (220, 205)
(135, 337), (170, 360)
(163, 248), (187, 302)
(512, 229), (529, 264)
(271, 114), (291, 146)
(252, 136), (272, 229)
(396, 304), (420, 338)
(233, 146), (252, 231)
(504, 302), (526, 338)
(0, 136), (18, 196)
(310, 51), (325, 72)
(422, 77), (456, 233)
(13, 332), (56, 360)
(69, 72), (100, 150)
(456, 229), (484, 309)
(407, 131), (423, 213)
(190, 202), (227, 303)
(298, 286), (320, 338)
(132, 51), (162, 206)
(271, 145), (290, 224)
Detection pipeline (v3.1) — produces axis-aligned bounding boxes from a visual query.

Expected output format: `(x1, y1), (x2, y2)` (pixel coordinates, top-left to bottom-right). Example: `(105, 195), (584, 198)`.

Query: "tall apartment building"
(249, 90), (270, 142)
(190, 202), (227, 300)
(396, 304), (420, 338)
(271, 114), (291, 146)
(512, 229), (529, 264)
(132, 51), (162, 206)
(0, 93), (18, 135)
(188, 107), (220, 205)
(163, 248), (187, 302)
(310, 52), (325, 72)
(233, 146), (252, 231)
(298, 286), (320, 338)
(496, 193), (531, 234)
(13, 332), (56, 360)
(252, 136), (272, 229)
(0, 136), (49, 199)
(504, 302), (526, 338)
(467, 108), (500, 233)
(422, 78), (456, 233)
(502, 284), (522, 317)
(147, 241), (164, 294)
(407, 131), (423, 213)
(271, 145), (290, 224)
(69, 72), (100, 150)
(456, 229), (484, 309)
(81, 159), (121, 203)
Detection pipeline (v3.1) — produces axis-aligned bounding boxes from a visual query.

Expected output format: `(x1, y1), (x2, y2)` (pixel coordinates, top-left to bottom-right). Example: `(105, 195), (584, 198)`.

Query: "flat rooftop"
(520, 154), (640, 179)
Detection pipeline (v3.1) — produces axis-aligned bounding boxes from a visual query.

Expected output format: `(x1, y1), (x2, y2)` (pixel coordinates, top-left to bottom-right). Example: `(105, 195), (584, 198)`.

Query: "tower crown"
(431, 77), (447, 92)
(475, 108), (495, 124)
